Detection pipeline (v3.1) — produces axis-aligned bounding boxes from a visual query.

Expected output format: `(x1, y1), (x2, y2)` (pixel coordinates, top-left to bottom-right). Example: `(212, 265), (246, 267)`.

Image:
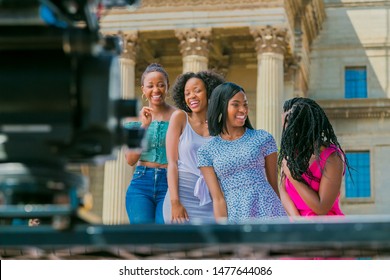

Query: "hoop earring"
(141, 93), (148, 102)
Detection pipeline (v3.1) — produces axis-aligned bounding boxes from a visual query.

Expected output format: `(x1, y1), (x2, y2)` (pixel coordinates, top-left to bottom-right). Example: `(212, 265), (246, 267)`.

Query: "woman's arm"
(124, 107), (153, 166)
(166, 110), (188, 223)
(264, 152), (280, 197)
(199, 166), (228, 223)
(282, 153), (344, 215)
(124, 149), (142, 166)
(278, 175), (300, 216)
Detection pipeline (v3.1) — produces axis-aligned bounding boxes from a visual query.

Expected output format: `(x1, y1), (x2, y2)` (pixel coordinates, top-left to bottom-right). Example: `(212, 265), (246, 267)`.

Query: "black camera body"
(0, 0), (142, 226)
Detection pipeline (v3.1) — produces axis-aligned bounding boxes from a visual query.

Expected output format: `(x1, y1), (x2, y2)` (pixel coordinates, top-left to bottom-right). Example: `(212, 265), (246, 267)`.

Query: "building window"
(345, 151), (371, 198)
(345, 66), (367, 98)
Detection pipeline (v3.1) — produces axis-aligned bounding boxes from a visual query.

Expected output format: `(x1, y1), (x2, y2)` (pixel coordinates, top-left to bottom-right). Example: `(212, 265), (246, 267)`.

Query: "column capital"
(119, 31), (138, 61)
(284, 53), (301, 79)
(175, 28), (212, 57)
(250, 26), (289, 56)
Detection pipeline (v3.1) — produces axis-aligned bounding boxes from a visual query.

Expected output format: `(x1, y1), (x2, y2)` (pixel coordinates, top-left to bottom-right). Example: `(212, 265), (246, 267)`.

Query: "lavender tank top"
(177, 112), (212, 176)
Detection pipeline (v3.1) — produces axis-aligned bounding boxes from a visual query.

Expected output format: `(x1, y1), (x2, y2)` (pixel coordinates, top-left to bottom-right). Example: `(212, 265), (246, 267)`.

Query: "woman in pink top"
(278, 98), (350, 216)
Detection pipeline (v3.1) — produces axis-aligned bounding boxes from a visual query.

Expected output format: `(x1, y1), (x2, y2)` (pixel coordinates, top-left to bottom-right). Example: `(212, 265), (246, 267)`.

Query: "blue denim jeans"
(126, 166), (168, 224)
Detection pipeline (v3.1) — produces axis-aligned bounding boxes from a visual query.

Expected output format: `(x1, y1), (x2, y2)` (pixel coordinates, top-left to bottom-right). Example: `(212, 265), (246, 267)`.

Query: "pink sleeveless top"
(284, 145), (345, 216)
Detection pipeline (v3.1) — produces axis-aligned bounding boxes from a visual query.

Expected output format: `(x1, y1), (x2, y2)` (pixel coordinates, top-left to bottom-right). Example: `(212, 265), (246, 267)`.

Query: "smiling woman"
(197, 82), (287, 224)
(123, 63), (176, 224)
(162, 70), (225, 224)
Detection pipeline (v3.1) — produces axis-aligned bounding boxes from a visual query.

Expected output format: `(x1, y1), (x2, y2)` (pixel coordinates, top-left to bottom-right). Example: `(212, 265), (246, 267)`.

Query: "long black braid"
(278, 97), (349, 184)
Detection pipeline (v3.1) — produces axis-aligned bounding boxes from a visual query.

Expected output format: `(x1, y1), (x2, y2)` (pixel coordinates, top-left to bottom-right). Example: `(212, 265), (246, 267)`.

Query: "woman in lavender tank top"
(162, 71), (224, 224)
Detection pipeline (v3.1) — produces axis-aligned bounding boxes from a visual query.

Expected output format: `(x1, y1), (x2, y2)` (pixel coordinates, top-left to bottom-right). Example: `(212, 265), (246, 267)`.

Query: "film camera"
(0, 0), (142, 227)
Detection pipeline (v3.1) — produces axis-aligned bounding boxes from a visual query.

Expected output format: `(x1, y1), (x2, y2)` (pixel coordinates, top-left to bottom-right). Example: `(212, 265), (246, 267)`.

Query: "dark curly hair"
(171, 70), (225, 112)
(278, 97), (350, 184)
(140, 63), (169, 87)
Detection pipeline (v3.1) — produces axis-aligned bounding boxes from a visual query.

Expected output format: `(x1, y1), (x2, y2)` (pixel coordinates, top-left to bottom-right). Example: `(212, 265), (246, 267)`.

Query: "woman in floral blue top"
(197, 82), (286, 223)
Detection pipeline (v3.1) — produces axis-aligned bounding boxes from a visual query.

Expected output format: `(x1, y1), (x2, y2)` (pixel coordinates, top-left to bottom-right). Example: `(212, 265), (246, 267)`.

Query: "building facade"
(92, 0), (390, 223)
(309, 0), (390, 215)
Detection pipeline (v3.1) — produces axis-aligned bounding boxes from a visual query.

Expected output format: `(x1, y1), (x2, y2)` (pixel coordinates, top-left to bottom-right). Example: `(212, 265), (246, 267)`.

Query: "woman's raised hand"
(140, 106), (153, 128)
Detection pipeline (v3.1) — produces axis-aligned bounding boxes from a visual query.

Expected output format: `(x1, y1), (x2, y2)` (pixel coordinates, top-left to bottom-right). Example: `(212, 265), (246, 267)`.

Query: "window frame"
(343, 65), (368, 99)
(341, 148), (374, 204)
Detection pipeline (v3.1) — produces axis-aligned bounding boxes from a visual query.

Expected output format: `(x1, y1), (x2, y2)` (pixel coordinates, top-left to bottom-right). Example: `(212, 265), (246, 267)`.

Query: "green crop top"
(124, 120), (169, 164)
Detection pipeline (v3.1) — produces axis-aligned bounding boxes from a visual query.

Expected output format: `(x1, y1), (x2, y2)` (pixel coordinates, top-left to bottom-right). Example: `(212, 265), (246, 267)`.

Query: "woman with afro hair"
(162, 70), (225, 224)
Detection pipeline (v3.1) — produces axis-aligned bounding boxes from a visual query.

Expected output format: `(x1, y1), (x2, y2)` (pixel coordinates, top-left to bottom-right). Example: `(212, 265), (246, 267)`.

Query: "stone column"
(120, 32), (138, 100)
(175, 28), (211, 73)
(250, 26), (288, 146)
(102, 32), (138, 225)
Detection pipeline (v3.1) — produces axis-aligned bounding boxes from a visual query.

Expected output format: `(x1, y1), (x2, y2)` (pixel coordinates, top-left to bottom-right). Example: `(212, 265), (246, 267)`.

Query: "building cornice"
(100, 8), (288, 33)
(127, 0), (280, 12)
(324, 0), (389, 8)
(317, 99), (390, 119)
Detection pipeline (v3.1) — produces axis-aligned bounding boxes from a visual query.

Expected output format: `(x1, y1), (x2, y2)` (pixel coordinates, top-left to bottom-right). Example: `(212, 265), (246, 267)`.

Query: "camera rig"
(0, 0), (142, 227)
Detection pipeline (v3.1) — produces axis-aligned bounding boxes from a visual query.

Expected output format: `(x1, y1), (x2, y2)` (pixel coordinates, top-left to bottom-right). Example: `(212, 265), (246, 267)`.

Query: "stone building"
(90, 0), (390, 224)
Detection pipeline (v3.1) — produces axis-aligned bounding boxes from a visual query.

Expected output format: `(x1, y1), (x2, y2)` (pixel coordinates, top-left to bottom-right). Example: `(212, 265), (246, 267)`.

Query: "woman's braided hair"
(278, 97), (348, 184)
